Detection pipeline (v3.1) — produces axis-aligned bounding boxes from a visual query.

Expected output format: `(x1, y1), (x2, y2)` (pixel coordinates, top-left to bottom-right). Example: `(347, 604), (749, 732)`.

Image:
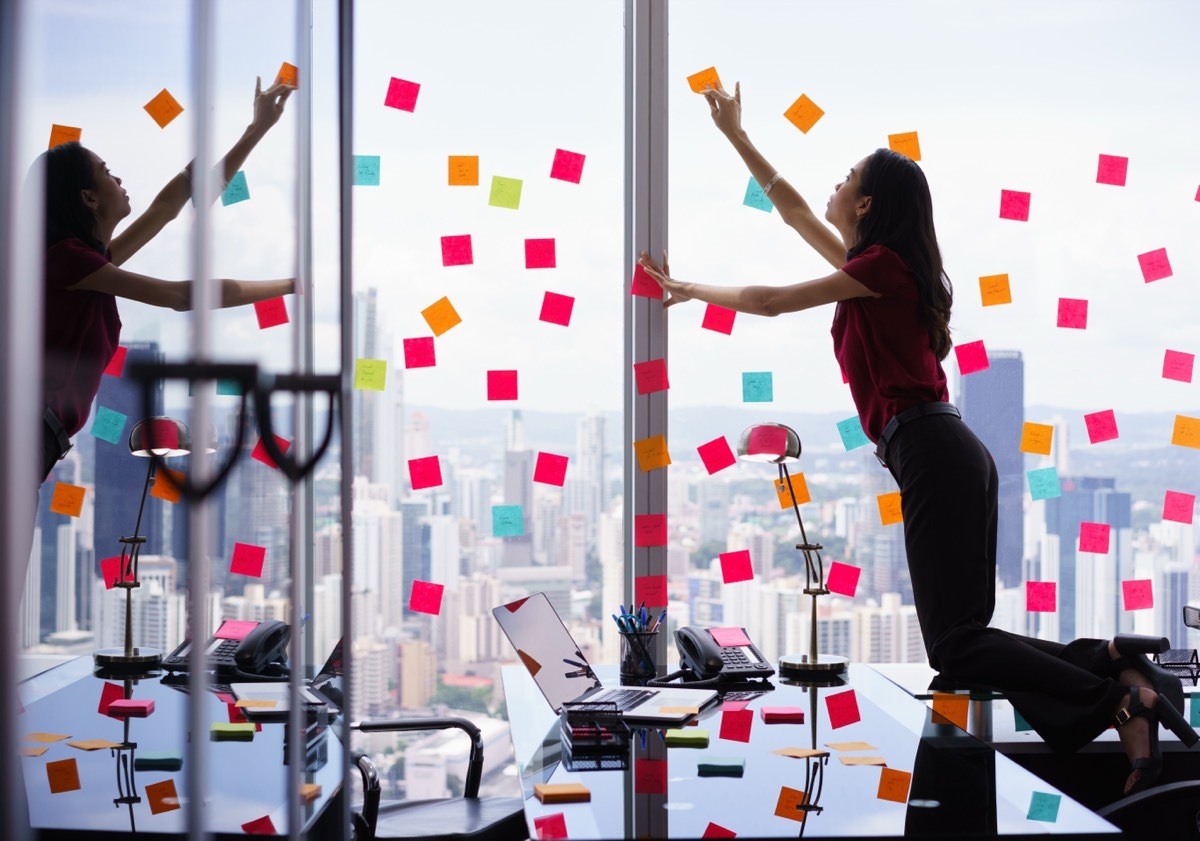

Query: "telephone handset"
(675, 626), (775, 683)
(162, 619), (290, 680)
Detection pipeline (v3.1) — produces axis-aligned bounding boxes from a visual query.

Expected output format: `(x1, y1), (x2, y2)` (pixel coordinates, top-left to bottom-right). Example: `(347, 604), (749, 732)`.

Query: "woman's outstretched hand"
(251, 76), (294, 134)
(638, 251), (692, 308)
(703, 81), (742, 137)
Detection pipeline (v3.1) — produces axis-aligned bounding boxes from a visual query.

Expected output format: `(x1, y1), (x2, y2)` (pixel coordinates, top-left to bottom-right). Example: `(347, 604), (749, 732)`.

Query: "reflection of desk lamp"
(736, 423), (848, 683)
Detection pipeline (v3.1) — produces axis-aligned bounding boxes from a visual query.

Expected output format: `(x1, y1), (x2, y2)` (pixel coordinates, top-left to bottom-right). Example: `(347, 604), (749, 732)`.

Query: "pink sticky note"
(635, 574), (667, 608)
(701, 304), (736, 335)
(826, 689), (861, 728)
(698, 436), (737, 474)
(954, 339), (990, 375)
(634, 359), (669, 394)
(631, 264), (663, 299)
(215, 619), (259, 641)
(525, 238), (556, 269)
(1195, 185), (1200, 203)
(760, 707), (805, 724)
(550, 148), (585, 183)
(539, 291), (574, 326)
(1056, 298), (1088, 329)
(533, 452), (568, 486)
(408, 455), (443, 490)
(383, 77), (420, 112)
(107, 699), (154, 718)
(1096, 154), (1128, 186)
(710, 627), (752, 647)
(230, 542), (266, 577)
(1138, 248), (1172, 283)
(723, 700), (751, 712)
(635, 759), (667, 795)
(1026, 581), (1057, 612)
(254, 297), (289, 329)
(242, 816), (279, 835)
(487, 369), (518, 400)
(826, 561), (861, 597)
(719, 549), (753, 583)
(98, 682), (124, 715)
(440, 234), (473, 267)
(251, 434), (292, 469)
(410, 580), (444, 615)
(719, 708), (754, 743)
(703, 823), (737, 839)
(1164, 490), (1196, 524)
(403, 337), (436, 368)
(745, 425), (788, 458)
(999, 189), (1031, 221)
(1079, 521), (1111, 553)
(1122, 579), (1153, 611)
(103, 346), (128, 377)
(534, 813), (568, 841)
(634, 513), (667, 547)
(1163, 350), (1195, 383)
(1084, 409), (1118, 444)
(99, 556), (124, 589)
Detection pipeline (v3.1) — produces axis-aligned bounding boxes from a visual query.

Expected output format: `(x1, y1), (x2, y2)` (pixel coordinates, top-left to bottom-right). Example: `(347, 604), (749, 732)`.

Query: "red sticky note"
(98, 682), (124, 715)
(825, 689), (861, 728)
(251, 434), (291, 468)
(440, 234), (473, 267)
(635, 758), (667, 795)
(103, 346), (128, 377)
(719, 549), (753, 583)
(242, 816), (278, 835)
(525, 238), (556, 269)
(253, 297), (289, 329)
(698, 436), (737, 474)
(1056, 298), (1088, 329)
(1122, 579), (1153, 611)
(410, 580), (444, 615)
(539, 291), (574, 326)
(215, 619), (259, 641)
(701, 304), (736, 335)
(1096, 154), (1128, 186)
(634, 358), (669, 394)
(703, 822), (737, 839)
(403, 337), (436, 368)
(487, 369), (518, 400)
(550, 149), (585, 183)
(826, 561), (861, 597)
(107, 699), (155, 718)
(1026, 581), (1057, 612)
(408, 455), (443, 490)
(719, 708), (754, 743)
(1138, 248), (1172, 283)
(760, 707), (805, 724)
(1163, 350), (1195, 383)
(230, 542), (266, 577)
(99, 556), (124, 589)
(1079, 521), (1111, 553)
(533, 813), (568, 841)
(1084, 409), (1118, 444)
(383, 77), (420, 112)
(635, 574), (667, 608)
(631, 264), (663, 299)
(954, 339), (990, 375)
(533, 452), (568, 486)
(877, 767), (912, 804)
(710, 627), (751, 647)
(634, 513), (667, 547)
(1164, 490), (1196, 524)
(46, 758), (81, 794)
(999, 189), (1031, 221)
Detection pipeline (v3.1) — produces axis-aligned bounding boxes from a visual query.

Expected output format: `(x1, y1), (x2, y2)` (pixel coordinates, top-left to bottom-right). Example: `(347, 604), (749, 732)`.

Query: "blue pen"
(612, 613), (628, 633)
(640, 606), (647, 629)
(648, 608), (667, 633)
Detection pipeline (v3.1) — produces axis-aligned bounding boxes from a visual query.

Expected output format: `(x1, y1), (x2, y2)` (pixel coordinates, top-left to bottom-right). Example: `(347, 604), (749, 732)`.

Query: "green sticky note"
(134, 750), (184, 772)
(220, 170), (249, 206)
(492, 505), (524, 537)
(90, 405), (128, 445)
(1191, 696), (1200, 728)
(698, 756), (745, 777)
(1027, 467), (1061, 501)
(210, 722), (256, 741)
(742, 372), (773, 403)
(1027, 791), (1061, 823)
(664, 729), (709, 748)
(488, 175), (522, 210)
(354, 358), (387, 391)
(836, 416), (870, 451)
(354, 155), (381, 186)
(743, 176), (773, 213)
(1014, 709), (1034, 732)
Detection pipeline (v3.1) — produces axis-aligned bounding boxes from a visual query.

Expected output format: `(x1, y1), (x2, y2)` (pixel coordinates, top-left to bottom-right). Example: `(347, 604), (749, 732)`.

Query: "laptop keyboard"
(590, 688), (655, 711)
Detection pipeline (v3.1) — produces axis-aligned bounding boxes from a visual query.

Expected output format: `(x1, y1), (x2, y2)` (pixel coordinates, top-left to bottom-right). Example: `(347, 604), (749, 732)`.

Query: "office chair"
(350, 717), (528, 841)
(1096, 780), (1200, 839)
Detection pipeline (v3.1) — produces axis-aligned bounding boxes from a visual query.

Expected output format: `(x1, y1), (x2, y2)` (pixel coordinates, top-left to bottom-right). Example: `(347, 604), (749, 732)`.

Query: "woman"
(638, 81), (1196, 795)
(40, 77), (295, 485)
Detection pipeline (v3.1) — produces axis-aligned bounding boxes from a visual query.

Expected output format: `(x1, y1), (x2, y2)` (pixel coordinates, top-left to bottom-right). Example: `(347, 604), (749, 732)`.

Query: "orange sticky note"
(877, 491), (902, 525)
(421, 296), (462, 336)
(448, 155), (479, 186)
(840, 756), (887, 766)
(634, 434), (671, 471)
(20, 746), (49, 757)
(774, 786), (810, 823)
(48, 124), (82, 149)
(931, 693), (969, 730)
(274, 61), (299, 88)
(783, 94), (824, 134)
(686, 66), (722, 93)
(150, 467), (184, 504)
(25, 733), (71, 744)
(979, 273), (1011, 306)
(144, 88), (184, 128)
(1020, 422), (1053, 456)
(146, 778), (181, 814)
(776, 473), (810, 508)
(1172, 415), (1200, 449)
(50, 482), (86, 517)
(299, 783), (321, 803)
(887, 131), (921, 161)
(877, 768), (912, 804)
(46, 758), (81, 794)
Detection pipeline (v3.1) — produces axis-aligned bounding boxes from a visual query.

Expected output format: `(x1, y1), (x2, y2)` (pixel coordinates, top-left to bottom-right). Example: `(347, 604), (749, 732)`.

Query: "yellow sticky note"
(235, 699), (278, 709)
(825, 741), (877, 752)
(686, 66), (722, 93)
(150, 467), (184, 504)
(46, 758), (81, 793)
(353, 358), (387, 391)
(877, 491), (903, 525)
(783, 94), (824, 134)
(20, 746), (48, 757)
(1172, 415), (1200, 449)
(448, 155), (479, 186)
(931, 693), (969, 730)
(877, 767), (912, 804)
(25, 733), (71, 744)
(1020, 422), (1053, 456)
(50, 482), (86, 517)
(634, 435), (671, 471)
(68, 740), (122, 751)
(146, 778), (181, 814)
(772, 747), (828, 759)
(422, 296), (462, 336)
(48, 124), (82, 149)
(979, 273), (1012, 307)
(144, 88), (184, 128)
(776, 473), (811, 508)
(299, 782), (322, 803)
(887, 131), (921, 161)
(274, 61), (299, 88)
(659, 706), (700, 715)
(840, 755), (887, 766)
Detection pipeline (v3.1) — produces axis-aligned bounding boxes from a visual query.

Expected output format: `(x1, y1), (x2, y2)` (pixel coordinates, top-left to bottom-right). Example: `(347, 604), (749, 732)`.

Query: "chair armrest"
(351, 716), (484, 798)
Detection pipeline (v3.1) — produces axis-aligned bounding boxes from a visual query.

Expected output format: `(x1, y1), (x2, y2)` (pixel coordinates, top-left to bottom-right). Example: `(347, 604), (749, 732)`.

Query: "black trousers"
(885, 411), (1126, 753)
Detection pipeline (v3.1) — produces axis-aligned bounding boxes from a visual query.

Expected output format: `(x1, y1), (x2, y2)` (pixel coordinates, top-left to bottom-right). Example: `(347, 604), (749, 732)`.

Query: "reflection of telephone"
(162, 619), (290, 680)
(675, 626), (775, 683)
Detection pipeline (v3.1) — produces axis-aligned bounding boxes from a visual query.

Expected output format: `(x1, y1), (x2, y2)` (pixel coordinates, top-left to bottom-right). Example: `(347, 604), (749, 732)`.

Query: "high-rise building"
(354, 288), (398, 486)
(21, 528), (43, 649)
(35, 451), (83, 640)
(565, 411), (606, 548)
(501, 444), (534, 567)
(400, 500), (432, 619)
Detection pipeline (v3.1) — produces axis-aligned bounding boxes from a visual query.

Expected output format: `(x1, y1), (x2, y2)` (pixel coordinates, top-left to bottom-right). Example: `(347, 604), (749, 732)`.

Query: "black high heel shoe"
(1112, 633), (1187, 726)
(1115, 686), (1163, 795)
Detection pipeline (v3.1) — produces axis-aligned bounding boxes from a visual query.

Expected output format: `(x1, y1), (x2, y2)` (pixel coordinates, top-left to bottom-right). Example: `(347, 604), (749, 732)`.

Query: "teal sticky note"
(217, 379), (243, 396)
(698, 756), (745, 777)
(493, 505), (524, 537)
(836, 416), (870, 451)
(220, 170), (249, 206)
(1191, 696), (1200, 727)
(354, 155), (381, 186)
(742, 371), (773, 402)
(1027, 467), (1061, 501)
(743, 176), (774, 212)
(1014, 709), (1034, 732)
(90, 406), (128, 445)
(134, 750), (184, 772)
(488, 175), (522, 209)
(1027, 791), (1061, 823)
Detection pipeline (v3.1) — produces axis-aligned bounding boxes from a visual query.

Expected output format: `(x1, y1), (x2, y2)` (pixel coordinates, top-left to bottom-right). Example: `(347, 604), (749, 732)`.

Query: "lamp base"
(778, 652), (848, 685)
(93, 647), (162, 675)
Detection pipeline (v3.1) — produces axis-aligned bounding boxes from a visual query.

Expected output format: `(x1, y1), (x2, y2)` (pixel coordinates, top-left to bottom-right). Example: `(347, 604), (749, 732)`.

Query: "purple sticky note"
(1084, 409), (1118, 444)
(550, 148), (585, 183)
(1026, 581), (1057, 612)
(384, 77), (420, 112)
(634, 513), (667, 547)
(631, 264), (663, 299)
(409, 580), (444, 615)
(718, 549), (753, 583)
(403, 337), (436, 368)
(539, 291), (574, 326)
(825, 689), (862, 728)
(487, 369), (518, 400)
(533, 452), (568, 486)
(826, 561), (861, 597)
(525, 238), (556, 269)
(1056, 298), (1088, 329)
(230, 542), (266, 577)
(1163, 350), (1195, 383)
(1138, 248), (1172, 283)
(697, 436), (737, 474)
(1096, 154), (1128, 186)
(1163, 490), (1196, 524)
(634, 359), (669, 394)
(408, 455), (443, 490)
(440, 234), (473, 267)
(701, 304), (736, 335)
(999, 189), (1031, 221)
(954, 339), (990, 375)
(1079, 521), (1111, 553)
(1122, 579), (1153, 611)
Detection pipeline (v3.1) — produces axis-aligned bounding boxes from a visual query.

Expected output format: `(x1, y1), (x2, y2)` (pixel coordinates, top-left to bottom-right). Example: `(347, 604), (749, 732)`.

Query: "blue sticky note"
(1014, 709), (1034, 732)
(220, 170), (249, 206)
(1191, 696), (1200, 728)
(90, 405), (128, 445)
(217, 379), (243, 396)
(354, 155), (381, 186)
(836, 416), (870, 451)
(1027, 467), (1061, 501)
(742, 371), (773, 402)
(492, 505), (524, 537)
(743, 176), (774, 212)
(1027, 791), (1061, 823)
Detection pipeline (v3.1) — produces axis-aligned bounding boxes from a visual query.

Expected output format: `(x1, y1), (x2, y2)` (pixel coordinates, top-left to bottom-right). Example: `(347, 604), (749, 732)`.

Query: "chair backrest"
(1184, 605), (1200, 630)
(1097, 780), (1200, 839)
(354, 752), (381, 839)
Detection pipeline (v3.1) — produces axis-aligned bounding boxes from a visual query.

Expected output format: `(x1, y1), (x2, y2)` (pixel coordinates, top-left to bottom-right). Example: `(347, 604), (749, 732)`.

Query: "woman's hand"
(250, 76), (294, 135)
(638, 251), (692, 308)
(703, 81), (742, 138)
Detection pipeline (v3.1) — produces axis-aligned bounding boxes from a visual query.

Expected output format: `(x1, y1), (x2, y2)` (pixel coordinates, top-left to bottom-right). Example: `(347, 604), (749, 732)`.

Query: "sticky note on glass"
(719, 708), (753, 742)
(440, 234), (473, 266)
(254, 297), (289, 329)
(702, 822), (736, 839)
(1027, 791), (1061, 823)
(533, 813), (568, 841)
(1172, 415), (1200, 449)
(634, 358), (669, 394)
(299, 783), (322, 804)
(242, 816), (279, 835)
(46, 758), (81, 794)
(144, 88), (184, 128)
(1026, 581), (1056, 612)
(1056, 297), (1088, 329)
(783, 93), (824, 134)
(776, 473), (810, 508)
(221, 170), (250, 206)
(420, 296), (461, 337)
(353, 155), (381, 186)
(999, 189), (1030, 221)
(550, 148), (585, 183)
(488, 175), (522, 209)
(634, 513), (667, 547)
(146, 778), (180, 815)
(1122, 578), (1153, 610)
(1020, 422), (1053, 455)
(100, 556), (124, 589)
(215, 619), (258, 641)
(1027, 466), (1061, 501)
(826, 561), (861, 597)
(1096, 154), (1128, 187)
(539, 291), (574, 326)
(698, 436), (736, 474)
(1163, 350), (1194, 383)
(978, 273), (1011, 306)
(403, 337), (436, 368)
(384, 77), (420, 112)
(686, 66), (722, 93)
(98, 681), (124, 715)
(525, 238), (556, 269)
(1138, 247), (1172, 283)
(719, 549), (753, 583)
(20, 746), (47, 757)
(534, 783), (591, 804)
(103, 345), (128, 377)
(1164, 490), (1195, 524)
(211, 723), (256, 741)
(631, 264), (664, 299)
(887, 131), (921, 161)
(701, 304), (736, 335)
(1079, 521), (1110, 553)
(251, 434), (291, 468)
(273, 61), (299, 88)
(50, 482), (85, 517)
(877, 768), (912, 804)
(837, 416), (870, 451)
(761, 707), (805, 724)
(487, 369), (518, 400)
(825, 689), (861, 729)
(48, 124), (82, 149)
(743, 176), (773, 212)
(664, 729), (709, 748)
(954, 339), (989, 375)
(774, 747), (826, 759)
(1084, 409), (1118, 444)
(634, 434), (671, 471)
(410, 579), (444, 615)
(534, 452), (568, 486)
(25, 732), (70, 743)
(108, 699), (155, 718)
(90, 405), (128, 445)
(877, 491), (903, 525)
(774, 786), (810, 824)
(932, 693), (968, 729)
(230, 542), (266, 577)
(408, 455), (443, 490)
(354, 358), (387, 391)
(742, 371), (773, 402)
(68, 739), (121, 751)
(698, 757), (745, 777)
(636, 574), (667, 608)
(448, 155), (479, 186)
(826, 741), (877, 752)
(235, 699), (277, 709)
(492, 504), (524, 537)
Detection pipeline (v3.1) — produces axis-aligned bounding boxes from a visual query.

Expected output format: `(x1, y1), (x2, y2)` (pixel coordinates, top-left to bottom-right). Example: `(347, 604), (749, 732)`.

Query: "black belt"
(875, 402), (960, 468)
(44, 406), (73, 462)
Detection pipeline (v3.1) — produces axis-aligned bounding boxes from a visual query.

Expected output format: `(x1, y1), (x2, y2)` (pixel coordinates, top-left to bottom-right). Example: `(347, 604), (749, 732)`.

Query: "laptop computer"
(230, 638), (344, 720)
(493, 592), (719, 724)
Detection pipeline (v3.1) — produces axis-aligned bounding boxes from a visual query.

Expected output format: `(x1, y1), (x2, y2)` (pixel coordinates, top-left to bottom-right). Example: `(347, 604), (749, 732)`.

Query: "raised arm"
(110, 77), (294, 267)
(69, 262), (294, 312)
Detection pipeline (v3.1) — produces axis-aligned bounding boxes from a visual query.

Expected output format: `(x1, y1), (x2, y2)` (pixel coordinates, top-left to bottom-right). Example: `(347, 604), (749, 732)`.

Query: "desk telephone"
(162, 619), (290, 680)
(675, 626), (775, 683)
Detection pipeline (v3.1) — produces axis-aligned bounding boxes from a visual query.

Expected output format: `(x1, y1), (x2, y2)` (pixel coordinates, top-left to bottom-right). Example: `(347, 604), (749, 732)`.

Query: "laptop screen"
(493, 592), (601, 712)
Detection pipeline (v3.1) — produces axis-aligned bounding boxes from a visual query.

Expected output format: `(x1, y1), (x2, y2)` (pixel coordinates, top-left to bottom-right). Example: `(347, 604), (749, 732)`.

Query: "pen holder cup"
(619, 631), (659, 684)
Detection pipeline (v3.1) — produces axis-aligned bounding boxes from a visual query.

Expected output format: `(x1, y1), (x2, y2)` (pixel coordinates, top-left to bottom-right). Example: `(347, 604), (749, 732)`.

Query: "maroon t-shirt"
(832, 244), (948, 443)
(44, 237), (122, 436)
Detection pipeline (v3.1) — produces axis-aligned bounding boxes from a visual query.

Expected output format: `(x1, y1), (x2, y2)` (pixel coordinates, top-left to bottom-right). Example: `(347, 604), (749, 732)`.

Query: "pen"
(612, 613), (627, 633)
(648, 608), (667, 633)
(640, 605), (647, 629)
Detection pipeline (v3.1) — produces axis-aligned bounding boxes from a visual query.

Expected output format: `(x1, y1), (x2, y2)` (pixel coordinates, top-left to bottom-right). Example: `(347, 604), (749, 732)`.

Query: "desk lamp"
(736, 423), (848, 683)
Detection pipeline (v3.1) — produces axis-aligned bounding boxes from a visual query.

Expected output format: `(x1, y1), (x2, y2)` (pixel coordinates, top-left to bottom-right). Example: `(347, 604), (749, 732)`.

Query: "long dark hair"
(847, 148), (953, 360)
(41, 141), (103, 253)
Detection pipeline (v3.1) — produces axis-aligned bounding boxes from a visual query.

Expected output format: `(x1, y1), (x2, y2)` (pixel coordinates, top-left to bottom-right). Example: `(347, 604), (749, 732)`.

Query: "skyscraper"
(565, 411), (606, 548)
